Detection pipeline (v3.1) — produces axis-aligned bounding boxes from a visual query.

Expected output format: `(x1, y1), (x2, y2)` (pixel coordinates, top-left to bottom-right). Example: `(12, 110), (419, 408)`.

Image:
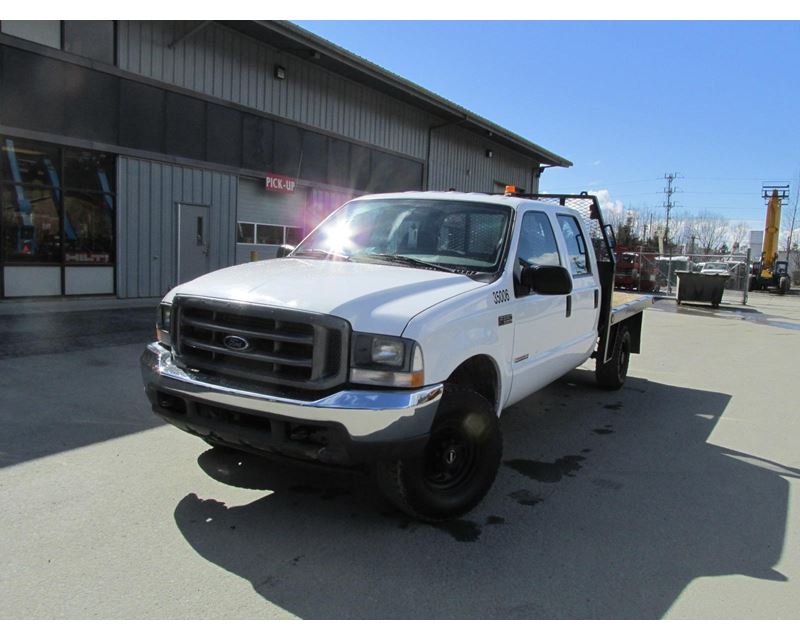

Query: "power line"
(677, 191), (763, 196)
(589, 178), (664, 187)
(681, 176), (793, 182)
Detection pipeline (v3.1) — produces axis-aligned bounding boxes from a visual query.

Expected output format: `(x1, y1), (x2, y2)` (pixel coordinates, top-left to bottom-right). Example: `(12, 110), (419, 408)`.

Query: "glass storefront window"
(256, 225), (284, 245)
(1, 137), (117, 295)
(237, 222), (255, 244)
(237, 223), (304, 246)
(1, 138), (62, 189)
(285, 227), (304, 245)
(63, 191), (114, 263)
(1, 183), (63, 263)
(64, 149), (116, 193)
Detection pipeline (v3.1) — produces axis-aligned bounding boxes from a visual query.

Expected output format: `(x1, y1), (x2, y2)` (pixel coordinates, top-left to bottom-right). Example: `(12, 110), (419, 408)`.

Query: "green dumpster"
(675, 271), (728, 308)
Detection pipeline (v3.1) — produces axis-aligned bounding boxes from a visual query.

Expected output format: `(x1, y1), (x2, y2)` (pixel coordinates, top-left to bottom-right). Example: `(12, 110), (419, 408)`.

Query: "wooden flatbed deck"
(609, 290), (653, 324)
(612, 291), (649, 307)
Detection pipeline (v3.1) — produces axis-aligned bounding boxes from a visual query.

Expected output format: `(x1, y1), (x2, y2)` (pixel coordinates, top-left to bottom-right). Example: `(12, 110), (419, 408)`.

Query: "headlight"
(350, 333), (424, 388)
(156, 303), (172, 346)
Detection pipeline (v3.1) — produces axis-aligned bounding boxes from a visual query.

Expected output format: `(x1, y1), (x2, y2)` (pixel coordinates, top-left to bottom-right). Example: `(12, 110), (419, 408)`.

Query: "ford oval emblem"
(223, 335), (250, 351)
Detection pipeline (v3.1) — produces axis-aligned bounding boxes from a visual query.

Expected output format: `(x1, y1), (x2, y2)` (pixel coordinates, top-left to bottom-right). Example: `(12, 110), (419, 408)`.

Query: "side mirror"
(275, 244), (295, 258)
(521, 265), (573, 295)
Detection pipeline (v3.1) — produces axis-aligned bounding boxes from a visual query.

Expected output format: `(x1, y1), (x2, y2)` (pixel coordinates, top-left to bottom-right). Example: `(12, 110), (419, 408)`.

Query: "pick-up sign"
(265, 173), (297, 193)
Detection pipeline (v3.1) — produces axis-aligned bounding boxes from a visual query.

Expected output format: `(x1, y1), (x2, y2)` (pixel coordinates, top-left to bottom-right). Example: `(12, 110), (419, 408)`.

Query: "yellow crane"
(749, 187), (791, 294)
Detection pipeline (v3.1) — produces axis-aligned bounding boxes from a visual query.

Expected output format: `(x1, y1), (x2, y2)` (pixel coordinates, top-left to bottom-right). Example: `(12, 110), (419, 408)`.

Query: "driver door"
(507, 210), (571, 407)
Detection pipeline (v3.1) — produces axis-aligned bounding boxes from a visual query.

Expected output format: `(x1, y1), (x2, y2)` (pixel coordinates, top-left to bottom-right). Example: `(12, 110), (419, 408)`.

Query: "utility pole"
(785, 174), (799, 259)
(663, 173), (679, 294)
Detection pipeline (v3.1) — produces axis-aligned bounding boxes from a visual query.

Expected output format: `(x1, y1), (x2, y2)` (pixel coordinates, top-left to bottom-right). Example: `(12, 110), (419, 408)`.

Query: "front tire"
(376, 386), (502, 522)
(596, 326), (631, 390)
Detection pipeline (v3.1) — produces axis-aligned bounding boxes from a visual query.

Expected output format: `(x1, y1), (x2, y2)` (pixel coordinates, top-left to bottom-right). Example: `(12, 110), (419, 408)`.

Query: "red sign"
(265, 173), (297, 193)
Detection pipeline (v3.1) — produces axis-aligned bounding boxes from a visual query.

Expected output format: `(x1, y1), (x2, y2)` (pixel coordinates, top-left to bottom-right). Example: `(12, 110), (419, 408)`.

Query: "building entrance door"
(178, 204), (209, 284)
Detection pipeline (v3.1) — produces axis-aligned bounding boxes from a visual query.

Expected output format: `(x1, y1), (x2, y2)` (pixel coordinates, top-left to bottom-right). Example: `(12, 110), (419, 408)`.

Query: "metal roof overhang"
(220, 20), (572, 169)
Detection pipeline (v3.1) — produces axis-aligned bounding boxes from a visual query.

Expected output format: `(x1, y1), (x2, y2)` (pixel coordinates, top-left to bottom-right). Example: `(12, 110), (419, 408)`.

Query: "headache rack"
(501, 191), (618, 365)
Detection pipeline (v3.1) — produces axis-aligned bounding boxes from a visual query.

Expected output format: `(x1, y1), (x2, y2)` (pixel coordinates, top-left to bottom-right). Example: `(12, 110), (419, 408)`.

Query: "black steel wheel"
(376, 386), (502, 522)
(596, 325), (632, 390)
(423, 424), (479, 491)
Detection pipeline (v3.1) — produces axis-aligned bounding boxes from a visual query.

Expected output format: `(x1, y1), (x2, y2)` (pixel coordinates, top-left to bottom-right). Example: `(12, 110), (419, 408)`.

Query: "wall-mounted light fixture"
(274, 65), (286, 80)
(486, 150), (494, 158)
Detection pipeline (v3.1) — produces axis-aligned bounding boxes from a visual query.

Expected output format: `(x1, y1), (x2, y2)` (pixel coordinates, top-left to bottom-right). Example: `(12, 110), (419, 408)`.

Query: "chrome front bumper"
(141, 342), (443, 451)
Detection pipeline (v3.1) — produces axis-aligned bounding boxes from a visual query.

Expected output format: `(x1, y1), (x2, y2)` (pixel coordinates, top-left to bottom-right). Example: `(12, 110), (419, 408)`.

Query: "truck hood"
(165, 258), (488, 336)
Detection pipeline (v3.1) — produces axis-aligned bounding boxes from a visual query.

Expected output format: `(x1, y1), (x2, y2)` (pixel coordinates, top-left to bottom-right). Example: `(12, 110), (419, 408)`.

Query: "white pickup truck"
(141, 191), (650, 521)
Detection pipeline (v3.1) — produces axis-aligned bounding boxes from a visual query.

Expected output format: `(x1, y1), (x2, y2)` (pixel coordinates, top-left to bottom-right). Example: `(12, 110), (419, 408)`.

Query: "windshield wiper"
(361, 253), (459, 273)
(292, 248), (351, 261)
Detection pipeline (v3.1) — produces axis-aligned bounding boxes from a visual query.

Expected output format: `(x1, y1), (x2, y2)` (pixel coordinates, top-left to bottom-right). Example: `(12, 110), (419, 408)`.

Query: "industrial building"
(0, 20), (570, 299)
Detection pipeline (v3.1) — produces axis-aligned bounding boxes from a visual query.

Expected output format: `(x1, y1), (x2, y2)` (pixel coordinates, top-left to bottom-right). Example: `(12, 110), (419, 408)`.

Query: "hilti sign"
(265, 173), (297, 193)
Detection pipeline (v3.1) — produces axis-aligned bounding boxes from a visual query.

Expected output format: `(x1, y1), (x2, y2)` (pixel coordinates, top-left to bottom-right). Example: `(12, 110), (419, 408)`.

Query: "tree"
(729, 222), (751, 254)
(691, 211), (730, 254)
(669, 212), (692, 252)
(791, 242), (800, 279)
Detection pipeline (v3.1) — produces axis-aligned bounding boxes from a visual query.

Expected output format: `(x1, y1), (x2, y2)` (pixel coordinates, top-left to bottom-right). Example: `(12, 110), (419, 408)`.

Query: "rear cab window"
(556, 214), (592, 277)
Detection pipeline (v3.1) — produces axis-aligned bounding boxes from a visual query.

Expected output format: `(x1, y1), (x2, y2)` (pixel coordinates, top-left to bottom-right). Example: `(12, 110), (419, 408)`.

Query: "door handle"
(566, 294), (572, 318)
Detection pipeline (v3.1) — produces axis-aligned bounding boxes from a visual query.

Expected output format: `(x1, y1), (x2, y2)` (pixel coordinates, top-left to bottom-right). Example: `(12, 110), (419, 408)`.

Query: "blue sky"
(296, 20), (800, 233)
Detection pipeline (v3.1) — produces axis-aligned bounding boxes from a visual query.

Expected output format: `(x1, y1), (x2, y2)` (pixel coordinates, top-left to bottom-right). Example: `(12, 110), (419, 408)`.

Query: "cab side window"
(557, 214), (591, 277)
(514, 211), (561, 296)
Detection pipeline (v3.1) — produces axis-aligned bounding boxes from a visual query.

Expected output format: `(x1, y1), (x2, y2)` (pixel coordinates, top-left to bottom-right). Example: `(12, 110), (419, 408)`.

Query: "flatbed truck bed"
(610, 291), (653, 324)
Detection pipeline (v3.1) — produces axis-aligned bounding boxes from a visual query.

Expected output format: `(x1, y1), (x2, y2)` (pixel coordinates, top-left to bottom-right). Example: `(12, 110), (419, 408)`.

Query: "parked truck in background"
(141, 191), (651, 521)
(614, 250), (661, 293)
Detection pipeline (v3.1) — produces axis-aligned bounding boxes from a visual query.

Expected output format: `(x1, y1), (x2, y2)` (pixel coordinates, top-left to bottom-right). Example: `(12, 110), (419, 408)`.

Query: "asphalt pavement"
(1, 291), (798, 619)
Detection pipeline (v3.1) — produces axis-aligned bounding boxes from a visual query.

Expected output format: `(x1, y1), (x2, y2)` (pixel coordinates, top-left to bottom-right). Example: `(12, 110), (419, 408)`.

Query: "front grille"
(173, 296), (349, 391)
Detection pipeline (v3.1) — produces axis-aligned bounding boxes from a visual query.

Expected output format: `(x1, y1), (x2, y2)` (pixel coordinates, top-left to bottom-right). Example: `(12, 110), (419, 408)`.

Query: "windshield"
(293, 198), (512, 275)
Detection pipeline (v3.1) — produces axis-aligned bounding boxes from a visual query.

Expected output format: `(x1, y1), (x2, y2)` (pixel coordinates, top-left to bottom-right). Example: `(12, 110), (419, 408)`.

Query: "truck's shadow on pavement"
(173, 372), (797, 618)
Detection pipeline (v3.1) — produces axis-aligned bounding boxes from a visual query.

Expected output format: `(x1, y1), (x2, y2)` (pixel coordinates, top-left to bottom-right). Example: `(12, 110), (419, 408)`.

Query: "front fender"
(402, 286), (514, 415)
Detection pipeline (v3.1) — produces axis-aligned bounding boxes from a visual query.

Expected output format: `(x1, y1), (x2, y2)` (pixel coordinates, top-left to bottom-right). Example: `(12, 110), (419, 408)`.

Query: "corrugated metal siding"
(117, 157), (237, 298)
(428, 127), (538, 193)
(117, 21), (432, 160)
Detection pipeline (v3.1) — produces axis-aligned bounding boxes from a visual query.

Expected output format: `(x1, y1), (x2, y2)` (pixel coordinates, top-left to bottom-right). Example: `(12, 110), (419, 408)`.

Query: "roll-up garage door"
(237, 177), (308, 228)
(235, 177), (308, 264)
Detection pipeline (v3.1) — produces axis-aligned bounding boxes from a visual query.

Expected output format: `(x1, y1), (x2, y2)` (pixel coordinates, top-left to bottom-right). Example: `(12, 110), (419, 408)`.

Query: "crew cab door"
(506, 210), (572, 407)
(554, 213), (601, 367)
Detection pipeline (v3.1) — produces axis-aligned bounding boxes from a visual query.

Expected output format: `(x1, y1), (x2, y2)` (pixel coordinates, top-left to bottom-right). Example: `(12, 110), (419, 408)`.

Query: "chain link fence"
(613, 250), (751, 305)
